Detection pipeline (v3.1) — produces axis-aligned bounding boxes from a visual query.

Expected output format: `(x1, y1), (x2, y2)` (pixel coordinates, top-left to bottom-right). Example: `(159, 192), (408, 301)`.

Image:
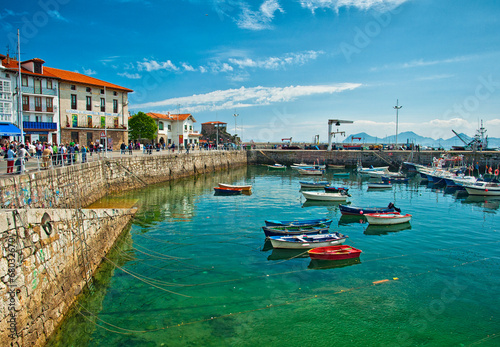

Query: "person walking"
(128, 142), (133, 155)
(120, 142), (126, 155)
(16, 144), (28, 174)
(6, 145), (15, 173)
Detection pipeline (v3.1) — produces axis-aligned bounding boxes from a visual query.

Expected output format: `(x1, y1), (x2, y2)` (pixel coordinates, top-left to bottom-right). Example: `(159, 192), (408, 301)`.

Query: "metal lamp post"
(393, 100), (402, 149)
(233, 113), (238, 145)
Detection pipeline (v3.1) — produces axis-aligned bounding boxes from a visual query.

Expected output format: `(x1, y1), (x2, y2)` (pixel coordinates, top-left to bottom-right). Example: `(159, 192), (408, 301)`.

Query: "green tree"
(128, 112), (158, 142)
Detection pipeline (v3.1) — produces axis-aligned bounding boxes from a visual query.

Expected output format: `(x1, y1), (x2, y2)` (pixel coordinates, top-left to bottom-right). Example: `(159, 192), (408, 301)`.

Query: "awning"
(0, 123), (22, 136)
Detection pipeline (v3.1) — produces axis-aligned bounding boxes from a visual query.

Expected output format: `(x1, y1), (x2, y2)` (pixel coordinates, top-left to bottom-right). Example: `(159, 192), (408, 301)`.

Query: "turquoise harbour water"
(47, 166), (500, 347)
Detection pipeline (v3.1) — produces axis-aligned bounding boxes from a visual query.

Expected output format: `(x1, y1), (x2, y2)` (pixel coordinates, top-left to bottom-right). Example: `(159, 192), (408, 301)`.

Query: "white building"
(146, 112), (201, 148)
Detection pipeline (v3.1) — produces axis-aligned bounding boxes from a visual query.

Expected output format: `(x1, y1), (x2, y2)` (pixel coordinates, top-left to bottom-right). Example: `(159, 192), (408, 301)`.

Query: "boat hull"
(269, 233), (347, 249)
(365, 213), (412, 225)
(262, 225), (330, 237)
(302, 191), (348, 201)
(218, 183), (252, 191)
(264, 218), (333, 227)
(339, 205), (396, 215)
(299, 181), (330, 188)
(214, 187), (242, 195)
(464, 186), (500, 196)
(308, 245), (362, 260)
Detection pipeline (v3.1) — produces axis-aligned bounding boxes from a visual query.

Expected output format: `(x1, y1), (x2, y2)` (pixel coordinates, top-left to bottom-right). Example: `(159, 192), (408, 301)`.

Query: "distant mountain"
(344, 131), (500, 149)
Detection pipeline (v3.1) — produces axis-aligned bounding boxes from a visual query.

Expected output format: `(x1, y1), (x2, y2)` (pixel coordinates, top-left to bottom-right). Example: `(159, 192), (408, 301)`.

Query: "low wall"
(247, 149), (500, 169)
(0, 151), (247, 210)
(0, 208), (135, 347)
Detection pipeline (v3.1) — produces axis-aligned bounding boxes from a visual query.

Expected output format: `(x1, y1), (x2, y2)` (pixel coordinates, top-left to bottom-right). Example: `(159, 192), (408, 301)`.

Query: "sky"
(2, 0), (500, 143)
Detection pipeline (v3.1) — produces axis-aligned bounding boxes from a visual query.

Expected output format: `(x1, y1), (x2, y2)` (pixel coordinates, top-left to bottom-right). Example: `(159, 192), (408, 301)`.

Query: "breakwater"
(247, 149), (500, 169)
(0, 150), (247, 346)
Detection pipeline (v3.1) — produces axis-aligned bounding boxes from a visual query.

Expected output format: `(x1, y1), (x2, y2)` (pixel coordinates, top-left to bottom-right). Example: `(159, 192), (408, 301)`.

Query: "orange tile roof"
(44, 67), (133, 92)
(1, 57), (132, 92)
(202, 121), (227, 125)
(146, 112), (196, 122)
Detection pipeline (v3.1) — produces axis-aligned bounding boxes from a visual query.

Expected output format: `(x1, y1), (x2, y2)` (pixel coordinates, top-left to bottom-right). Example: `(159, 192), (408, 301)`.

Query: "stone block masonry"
(0, 208), (135, 347)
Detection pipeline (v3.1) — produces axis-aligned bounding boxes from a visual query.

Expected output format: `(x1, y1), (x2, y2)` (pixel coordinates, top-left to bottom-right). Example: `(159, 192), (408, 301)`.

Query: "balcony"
(21, 86), (57, 96)
(23, 121), (58, 131)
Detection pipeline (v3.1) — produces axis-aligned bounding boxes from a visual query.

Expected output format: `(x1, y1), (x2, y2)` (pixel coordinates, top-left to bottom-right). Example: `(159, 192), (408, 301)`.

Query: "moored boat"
(218, 183), (252, 191)
(269, 232), (348, 249)
(265, 218), (333, 227)
(268, 164), (286, 171)
(299, 181), (330, 188)
(367, 182), (393, 189)
(339, 203), (399, 215)
(324, 186), (349, 194)
(262, 224), (330, 237)
(298, 168), (324, 175)
(463, 181), (500, 196)
(214, 187), (243, 195)
(308, 245), (362, 260)
(302, 191), (349, 201)
(364, 212), (412, 225)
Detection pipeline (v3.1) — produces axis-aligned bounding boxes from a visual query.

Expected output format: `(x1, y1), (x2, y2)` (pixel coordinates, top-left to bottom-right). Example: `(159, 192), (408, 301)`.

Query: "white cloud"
(82, 68), (96, 76)
(182, 63), (196, 72)
(229, 50), (324, 70)
(130, 83), (361, 113)
(137, 59), (178, 72)
(299, 0), (408, 13)
(236, 0), (284, 30)
(118, 72), (141, 79)
(371, 56), (473, 72)
(47, 10), (69, 22)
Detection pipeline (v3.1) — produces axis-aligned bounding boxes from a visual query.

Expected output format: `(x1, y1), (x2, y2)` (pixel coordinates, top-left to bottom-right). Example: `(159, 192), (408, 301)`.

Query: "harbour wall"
(0, 150), (247, 346)
(247, 149), (500, 169)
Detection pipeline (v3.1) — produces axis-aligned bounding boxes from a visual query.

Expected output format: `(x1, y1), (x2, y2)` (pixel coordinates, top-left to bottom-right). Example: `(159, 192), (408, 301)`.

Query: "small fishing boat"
(364, 212), (412, 225)
(299, 181), (330, 188)
(302, 191), (349, 201)
(292, 163), (326, 170)
(298, 168), (324, 175)
(213, 187), (243, 195)
(356, 165), (389, 176)
(262, 224), (330, 237)
(265, 218), (333, 227)
(339, 203), (399, 215)
(269, 232), (348, 249)
(308, 245), (362, 260)
(463, 181), (500, 196)
(268, 164), (286, 171)
(367, 182), (393, 189)
(218, 183), (252, 191)
(324, 186), (349, 194)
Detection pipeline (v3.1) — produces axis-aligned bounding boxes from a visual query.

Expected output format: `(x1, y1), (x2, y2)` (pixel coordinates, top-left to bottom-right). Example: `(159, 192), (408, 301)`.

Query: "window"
(47, 80), (52, 89)
(113, 91), (117, 96)
(100, 98), (105, 112)
(86, 96), (92, 111)
(167, 124), (171, 131)
(100, 89), (105, 94)
(34, 62), (42, 74)
(35, 97), (42, 111)
(71, 94), (77, 110)
(189, 125), (192, 131)
(22, 75), (28, 86)
(168, 139), (171, 144)
(34, 79), (42, 94)
(46, 98), (53, 112)
(71, 85), (76, 90)
(184, 125), (187, 130)
(46, 116), (53, 122)
(86, 87), (92, 93)
(22, 95), (30, 111)
(159, 122), (164, 130)
(113, 99), (118, 113)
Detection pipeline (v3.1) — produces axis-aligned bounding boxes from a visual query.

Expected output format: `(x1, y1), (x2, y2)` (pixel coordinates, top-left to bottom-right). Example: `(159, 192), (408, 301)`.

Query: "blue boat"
(265, 218), (333, 227)
(381, 176), (409, 183)
(339, 203), (400, 215)
(262, 224), (330, 237)
(299, 181), (330, 188)
(324, 186), (349, 193)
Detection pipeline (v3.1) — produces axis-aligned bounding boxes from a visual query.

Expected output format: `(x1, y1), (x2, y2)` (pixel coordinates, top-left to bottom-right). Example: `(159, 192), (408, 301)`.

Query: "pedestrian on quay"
(128, 142), (133, 155)
(42, 145), (52, 169)
(16, 144), (28, 174)
(81, 144), (87, 163)
(120, 142), (126, 155)
(6, 145), (15, 173)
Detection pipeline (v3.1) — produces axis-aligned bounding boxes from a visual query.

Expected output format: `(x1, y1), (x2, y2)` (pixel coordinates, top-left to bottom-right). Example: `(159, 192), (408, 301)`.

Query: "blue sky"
(2, 0), (500, 143)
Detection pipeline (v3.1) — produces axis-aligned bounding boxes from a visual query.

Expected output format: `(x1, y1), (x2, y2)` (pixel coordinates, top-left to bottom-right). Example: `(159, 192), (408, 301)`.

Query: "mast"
(17, 29), (24, 142)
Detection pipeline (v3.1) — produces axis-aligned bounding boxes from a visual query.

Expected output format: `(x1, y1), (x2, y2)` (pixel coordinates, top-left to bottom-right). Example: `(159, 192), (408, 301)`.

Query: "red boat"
(308, 245), (362, 260)
(213, 187), (243, 195)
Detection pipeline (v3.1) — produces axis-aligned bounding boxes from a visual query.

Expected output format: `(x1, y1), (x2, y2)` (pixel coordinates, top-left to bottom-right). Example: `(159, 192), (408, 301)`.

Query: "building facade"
(145, 112), (201, 148)
(0, 54), (132, 148)
(45, 67), (132, 149)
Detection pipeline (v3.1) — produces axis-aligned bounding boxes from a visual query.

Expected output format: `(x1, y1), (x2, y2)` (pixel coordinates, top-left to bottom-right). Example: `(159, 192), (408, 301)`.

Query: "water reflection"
(267, 248), (310, 261)
(308, 258), (361, 270)
(364, 223), (412, 235)
(338, 215), (367, 226)
(302, 200), (346, 209)
(459, 195), (500, 211)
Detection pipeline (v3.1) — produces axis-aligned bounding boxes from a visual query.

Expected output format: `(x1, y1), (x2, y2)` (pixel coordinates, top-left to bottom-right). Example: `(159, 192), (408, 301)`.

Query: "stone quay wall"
(248, 149), (500, 169)
(0, 151), (248, 210)
(0, 208), (135, 347)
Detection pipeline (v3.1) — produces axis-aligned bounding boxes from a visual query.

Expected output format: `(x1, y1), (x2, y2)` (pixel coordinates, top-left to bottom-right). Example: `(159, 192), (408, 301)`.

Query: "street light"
(233, 113), (239, 144)
(393, 99), (402, 149)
